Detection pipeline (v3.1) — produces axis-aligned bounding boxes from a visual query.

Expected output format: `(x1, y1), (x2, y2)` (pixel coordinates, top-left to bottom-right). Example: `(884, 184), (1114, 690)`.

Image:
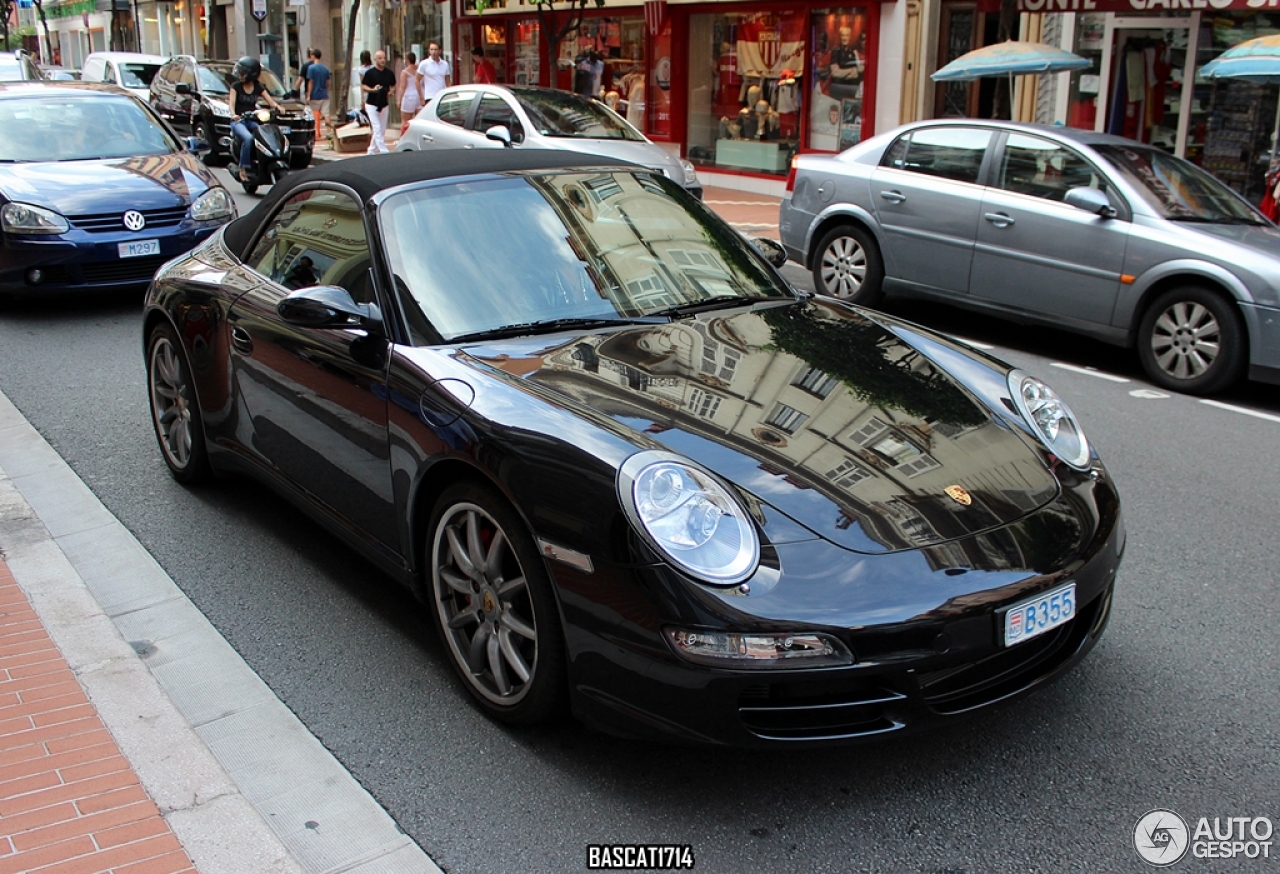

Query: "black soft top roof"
(221, 149), (638, 257)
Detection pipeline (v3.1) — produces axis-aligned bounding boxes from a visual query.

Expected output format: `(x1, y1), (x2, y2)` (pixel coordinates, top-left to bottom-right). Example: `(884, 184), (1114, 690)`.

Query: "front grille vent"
(71, 207), (188, 233)
(738, 683), (906, 741)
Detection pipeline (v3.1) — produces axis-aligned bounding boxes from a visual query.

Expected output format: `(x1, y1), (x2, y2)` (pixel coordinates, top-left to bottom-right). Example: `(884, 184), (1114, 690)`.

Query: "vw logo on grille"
(122, 210), (146, 231)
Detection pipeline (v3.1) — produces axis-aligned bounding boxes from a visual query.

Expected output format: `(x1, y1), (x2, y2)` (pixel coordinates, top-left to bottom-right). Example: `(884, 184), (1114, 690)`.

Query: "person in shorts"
(305, 49), (331, 139)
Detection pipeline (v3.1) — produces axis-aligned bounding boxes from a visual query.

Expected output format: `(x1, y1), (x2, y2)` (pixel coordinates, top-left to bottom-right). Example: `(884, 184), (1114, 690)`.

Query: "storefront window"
(686, 10), (805, 175)
(514, 21), (539, 85)
(810, 9), (868, 152)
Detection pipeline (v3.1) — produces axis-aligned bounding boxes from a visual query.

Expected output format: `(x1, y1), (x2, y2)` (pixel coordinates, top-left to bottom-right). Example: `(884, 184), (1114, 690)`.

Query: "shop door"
(1093, 18), (1197, 158)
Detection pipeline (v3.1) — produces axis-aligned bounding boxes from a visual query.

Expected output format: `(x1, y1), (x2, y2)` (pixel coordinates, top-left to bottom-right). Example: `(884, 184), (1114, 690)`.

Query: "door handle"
(984, 212), (1015, 228)
(880, 190), (907, 204)
(231, 325), (253, 355)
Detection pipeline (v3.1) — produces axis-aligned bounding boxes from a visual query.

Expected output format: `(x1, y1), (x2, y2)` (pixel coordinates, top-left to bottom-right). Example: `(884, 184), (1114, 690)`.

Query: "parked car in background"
(0, 82), (235, 299)
(141, 149), (1122, 747)
(396, 84), (702, 198)
(42, 66), (81, 81)
(780, 119), (1280, 395)
(81, 51), (165, 98)
(149, 55), (314, 169)
(0, 50), (42, 82)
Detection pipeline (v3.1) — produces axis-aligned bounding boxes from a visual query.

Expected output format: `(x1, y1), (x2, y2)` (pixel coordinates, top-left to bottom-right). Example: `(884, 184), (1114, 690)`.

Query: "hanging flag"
(644, 0), (666, 38)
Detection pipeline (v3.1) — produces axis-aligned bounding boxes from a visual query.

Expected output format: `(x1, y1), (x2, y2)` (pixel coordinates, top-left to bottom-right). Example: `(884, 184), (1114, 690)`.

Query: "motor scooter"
(221, 108), (290, 195)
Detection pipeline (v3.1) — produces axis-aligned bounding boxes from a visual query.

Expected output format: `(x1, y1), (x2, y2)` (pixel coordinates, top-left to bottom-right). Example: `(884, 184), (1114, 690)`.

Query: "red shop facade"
(453, 1), (890, 179)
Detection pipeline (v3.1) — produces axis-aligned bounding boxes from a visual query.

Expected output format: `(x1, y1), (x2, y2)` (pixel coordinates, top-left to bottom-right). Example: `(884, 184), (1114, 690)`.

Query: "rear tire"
(146, 322), (212, 484)
(1137, 286), (1245, 395)
(811, 224), (885, 307)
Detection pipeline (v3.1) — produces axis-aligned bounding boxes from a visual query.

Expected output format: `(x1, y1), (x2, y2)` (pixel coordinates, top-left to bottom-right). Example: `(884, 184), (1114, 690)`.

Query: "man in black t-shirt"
(361, 50), (397, 154)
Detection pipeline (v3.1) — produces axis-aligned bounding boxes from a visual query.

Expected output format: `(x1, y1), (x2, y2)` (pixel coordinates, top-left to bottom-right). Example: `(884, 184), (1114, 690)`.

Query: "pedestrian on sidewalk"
(420, 41), (450, 102)
(471, 46), (497, 84)
(398, 51), (423, 128)
(294, 47), (313, 100)
(306, 49), (331, 142)
(361, 49), (396, 154)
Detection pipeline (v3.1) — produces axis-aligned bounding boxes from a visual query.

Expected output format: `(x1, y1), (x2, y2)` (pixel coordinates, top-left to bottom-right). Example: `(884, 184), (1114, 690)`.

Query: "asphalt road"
(1, 173), (1277, 872)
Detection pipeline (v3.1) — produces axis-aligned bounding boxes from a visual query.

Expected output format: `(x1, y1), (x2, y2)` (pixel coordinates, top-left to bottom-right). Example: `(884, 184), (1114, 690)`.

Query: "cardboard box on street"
(333, 122), (371, 153)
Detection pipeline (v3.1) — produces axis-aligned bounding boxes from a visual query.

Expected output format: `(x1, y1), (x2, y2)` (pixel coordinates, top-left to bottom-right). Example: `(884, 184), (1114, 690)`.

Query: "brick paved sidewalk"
(0, 559), (196, 874)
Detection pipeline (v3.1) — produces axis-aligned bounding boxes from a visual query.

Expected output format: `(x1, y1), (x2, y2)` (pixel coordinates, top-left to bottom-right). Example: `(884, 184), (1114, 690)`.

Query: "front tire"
(427, 482), (567, 725)
(812, 224), (885, 307)
(1137, 286), (1245, 395)
(147, 322), (212, 484)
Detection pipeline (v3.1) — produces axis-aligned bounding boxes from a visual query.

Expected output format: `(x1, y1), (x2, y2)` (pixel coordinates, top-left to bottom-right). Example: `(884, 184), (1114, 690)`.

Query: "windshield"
(380, 171), (791, 342)
(510, 87), (645, 141)
(120, 63), (160, 88)
(201, 64), (286, 98)
(1095, 145), (1262, 222)
(0, 95), (178, 161)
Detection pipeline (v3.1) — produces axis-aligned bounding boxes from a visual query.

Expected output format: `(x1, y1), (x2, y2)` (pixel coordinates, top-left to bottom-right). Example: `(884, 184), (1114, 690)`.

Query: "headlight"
(1007, 370), (1092, 470)
(664, 629), (853, 669)
(189, 187), (235, 222)
(618, 450), (759, 585)
(679, 158), (698, 187)
(1, 202), (69, 235)
(206, 98), (230, 117)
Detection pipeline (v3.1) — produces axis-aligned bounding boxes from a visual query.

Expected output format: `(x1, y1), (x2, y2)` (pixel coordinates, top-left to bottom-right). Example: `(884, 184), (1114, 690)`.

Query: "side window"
(435, 91), (475, 127)
(896, 127), (990, 184)
(997, 133), (1103, 202)
(881, 134), (909, 169)
(473, 94), (524, 143)
(163, 63), (182, 85)
(103, 62), (116, 84)
(179, 63), (197, 89)
(245, 189), (375, 303)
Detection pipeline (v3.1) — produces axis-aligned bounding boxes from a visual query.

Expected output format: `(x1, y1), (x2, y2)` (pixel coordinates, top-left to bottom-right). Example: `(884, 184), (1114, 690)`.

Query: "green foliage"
(761, 304), (987, 427)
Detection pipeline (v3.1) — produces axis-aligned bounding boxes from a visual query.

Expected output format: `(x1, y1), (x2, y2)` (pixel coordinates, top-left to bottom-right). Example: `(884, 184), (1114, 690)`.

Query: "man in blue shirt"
(305, 49), (332, 141)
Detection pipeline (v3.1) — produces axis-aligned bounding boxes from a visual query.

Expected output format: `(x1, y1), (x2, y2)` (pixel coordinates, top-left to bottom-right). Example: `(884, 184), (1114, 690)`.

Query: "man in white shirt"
(420, 41), (451, 101)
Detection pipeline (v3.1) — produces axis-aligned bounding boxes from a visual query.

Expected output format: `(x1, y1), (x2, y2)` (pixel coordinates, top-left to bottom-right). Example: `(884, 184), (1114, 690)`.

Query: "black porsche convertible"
(142, 150), (1124, 747)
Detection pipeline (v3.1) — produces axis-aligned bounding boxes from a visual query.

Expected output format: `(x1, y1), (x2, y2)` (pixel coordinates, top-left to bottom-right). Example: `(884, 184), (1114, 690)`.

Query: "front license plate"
(1003, 582), (1076, 647)
(280, 126), (292, 135)
(118, 239), (160, 258)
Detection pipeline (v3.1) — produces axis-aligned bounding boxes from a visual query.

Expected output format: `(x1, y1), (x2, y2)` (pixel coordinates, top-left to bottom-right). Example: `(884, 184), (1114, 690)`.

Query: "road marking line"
(950, 336), (995, 349)
(1200, 399), (1280, 423)
(1049, 362), (1130, 382)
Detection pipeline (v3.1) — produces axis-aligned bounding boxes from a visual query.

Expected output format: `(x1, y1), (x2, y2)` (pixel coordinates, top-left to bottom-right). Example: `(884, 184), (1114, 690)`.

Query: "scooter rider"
(230, 57), (280, 182)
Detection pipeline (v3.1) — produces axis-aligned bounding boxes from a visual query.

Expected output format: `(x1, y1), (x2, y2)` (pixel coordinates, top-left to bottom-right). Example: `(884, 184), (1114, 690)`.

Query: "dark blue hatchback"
(0, 82), (235, 298)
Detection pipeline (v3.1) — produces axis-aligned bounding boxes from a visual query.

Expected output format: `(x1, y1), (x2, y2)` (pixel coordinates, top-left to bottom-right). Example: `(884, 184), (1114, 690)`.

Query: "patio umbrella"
(931, 40), (1091, 118)
(1199, 34), (1280, 165)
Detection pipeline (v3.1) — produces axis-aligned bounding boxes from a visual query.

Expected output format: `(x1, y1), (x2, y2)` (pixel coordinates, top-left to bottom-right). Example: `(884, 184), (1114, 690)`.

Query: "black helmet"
(234, 56), (261, 81)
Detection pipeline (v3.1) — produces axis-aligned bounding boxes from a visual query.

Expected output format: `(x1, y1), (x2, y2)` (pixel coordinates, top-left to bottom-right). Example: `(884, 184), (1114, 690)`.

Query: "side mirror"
(185, 136), (210, 155)
(1064, 186), (1116, 218)
(751, 237), (789, 268)
(278, 286), (380, 329)
(175, 82), (191, 95)
(484, 125), (514, 148)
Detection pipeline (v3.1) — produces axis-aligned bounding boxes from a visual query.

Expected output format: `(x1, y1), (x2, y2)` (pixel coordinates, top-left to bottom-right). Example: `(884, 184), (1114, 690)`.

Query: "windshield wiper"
(644, 295), (774, 319)
(449, 315), (664, 343)
(1170, 214), (1268, 226)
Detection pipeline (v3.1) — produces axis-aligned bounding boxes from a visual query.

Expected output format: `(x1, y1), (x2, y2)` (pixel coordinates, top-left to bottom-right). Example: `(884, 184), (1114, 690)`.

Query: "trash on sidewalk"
(333, 121), (372, 153)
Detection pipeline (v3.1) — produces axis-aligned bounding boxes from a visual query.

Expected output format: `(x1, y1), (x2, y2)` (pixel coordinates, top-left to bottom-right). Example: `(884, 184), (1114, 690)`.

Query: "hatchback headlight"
(1007, 370), (1092, 470)
(1, 202), (69, 235)
(679, 158), (698, 187)
(618, 450), (759, 585)
(190, 187), (235, 222)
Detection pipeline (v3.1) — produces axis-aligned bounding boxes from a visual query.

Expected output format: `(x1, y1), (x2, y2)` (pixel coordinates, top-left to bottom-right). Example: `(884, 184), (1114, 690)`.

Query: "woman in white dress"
(398, 51), (423, 121)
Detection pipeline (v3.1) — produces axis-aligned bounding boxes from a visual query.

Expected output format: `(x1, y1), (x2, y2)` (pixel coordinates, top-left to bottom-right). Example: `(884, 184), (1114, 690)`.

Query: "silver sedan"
(779, 119), (1280, 395)
(395, 84), (702, 198)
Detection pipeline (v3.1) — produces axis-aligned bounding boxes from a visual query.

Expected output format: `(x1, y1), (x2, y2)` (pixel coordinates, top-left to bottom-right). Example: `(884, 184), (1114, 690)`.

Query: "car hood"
(1177, 219), (1280, 252)
(542, 138), (689, 184)
(0, 152), (215, 214)
(458, 299), (1060, 554)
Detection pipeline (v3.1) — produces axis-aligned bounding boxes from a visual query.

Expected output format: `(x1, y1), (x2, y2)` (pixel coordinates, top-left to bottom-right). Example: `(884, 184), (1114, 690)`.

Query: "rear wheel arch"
(805, 212), (881, 273)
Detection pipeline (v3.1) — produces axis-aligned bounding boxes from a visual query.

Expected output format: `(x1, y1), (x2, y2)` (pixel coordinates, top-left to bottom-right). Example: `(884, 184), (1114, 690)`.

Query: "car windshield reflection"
(510, 87), (644, 141)
(379, 171), (792, 343)
(0, 96), (177, 162)
(1096, 145), (1264, 223)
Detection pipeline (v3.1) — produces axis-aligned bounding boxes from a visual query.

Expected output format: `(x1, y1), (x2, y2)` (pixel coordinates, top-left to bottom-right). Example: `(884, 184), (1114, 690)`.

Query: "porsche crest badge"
(945, 485), (972, 506)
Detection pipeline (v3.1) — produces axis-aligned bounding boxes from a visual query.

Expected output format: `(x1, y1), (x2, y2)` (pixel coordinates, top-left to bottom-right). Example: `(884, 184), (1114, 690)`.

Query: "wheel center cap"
(482, 591), (496, 613)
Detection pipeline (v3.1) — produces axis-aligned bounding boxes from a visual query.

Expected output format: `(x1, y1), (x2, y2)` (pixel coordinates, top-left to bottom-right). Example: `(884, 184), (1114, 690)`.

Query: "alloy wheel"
(149, 335), (196, 470)
(432, 501), (539, 707)
(1149, 299), (1221, 381)
(819, 234), (867, 299)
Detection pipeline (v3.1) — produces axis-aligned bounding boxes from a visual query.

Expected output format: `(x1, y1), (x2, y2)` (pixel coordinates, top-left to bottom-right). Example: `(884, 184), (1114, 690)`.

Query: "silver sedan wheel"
(818, 235), (867, 299)
(1148, 299), (1221, 380)
(431, 501), (539, 707)
(149, 335), (196, 470)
